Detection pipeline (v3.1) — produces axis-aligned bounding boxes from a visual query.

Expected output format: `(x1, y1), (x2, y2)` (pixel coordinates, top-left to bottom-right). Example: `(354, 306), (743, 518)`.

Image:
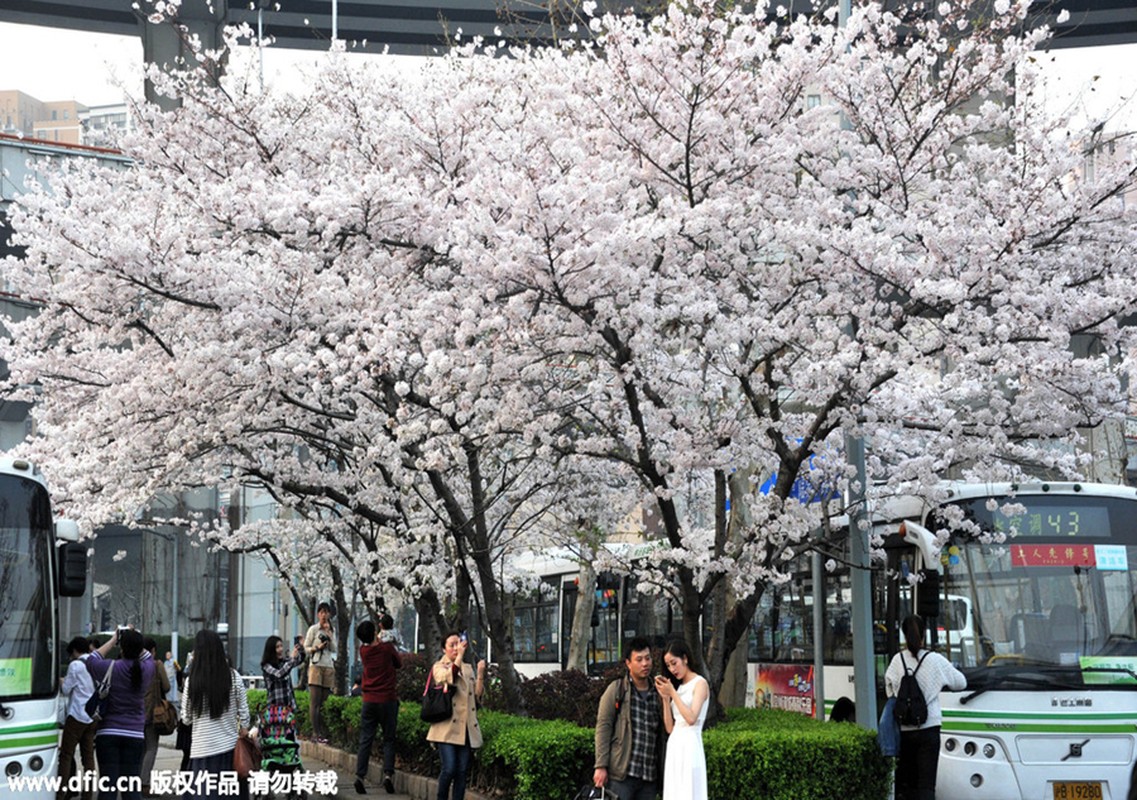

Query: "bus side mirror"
(917, 569), (940, 617)
(58, 541), (87, 597)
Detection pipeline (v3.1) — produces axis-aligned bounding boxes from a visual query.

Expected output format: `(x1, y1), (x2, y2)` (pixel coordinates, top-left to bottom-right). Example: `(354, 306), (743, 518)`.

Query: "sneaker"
(353, 778), (366, 795)
(383, 776), (395, 794)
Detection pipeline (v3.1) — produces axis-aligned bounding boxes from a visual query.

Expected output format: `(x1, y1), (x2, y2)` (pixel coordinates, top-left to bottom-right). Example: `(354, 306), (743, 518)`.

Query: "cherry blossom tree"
(3, 0), (1135, 713)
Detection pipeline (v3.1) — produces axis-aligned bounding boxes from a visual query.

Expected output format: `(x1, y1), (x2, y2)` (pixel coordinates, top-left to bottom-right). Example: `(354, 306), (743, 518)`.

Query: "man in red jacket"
(354, 615), (402, 795)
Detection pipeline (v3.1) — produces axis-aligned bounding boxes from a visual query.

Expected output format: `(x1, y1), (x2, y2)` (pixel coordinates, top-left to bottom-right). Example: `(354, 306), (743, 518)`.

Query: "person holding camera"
(426, 631), (486, 800)
(304, 602), (337, 743)
(86, 628), (161, 800)
(261, 635), (305, 772)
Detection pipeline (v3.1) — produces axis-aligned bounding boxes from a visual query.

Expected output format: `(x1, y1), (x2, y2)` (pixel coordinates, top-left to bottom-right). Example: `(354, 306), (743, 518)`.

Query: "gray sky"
(0, 21), (419, 106)
(0, 20), (1133, 130)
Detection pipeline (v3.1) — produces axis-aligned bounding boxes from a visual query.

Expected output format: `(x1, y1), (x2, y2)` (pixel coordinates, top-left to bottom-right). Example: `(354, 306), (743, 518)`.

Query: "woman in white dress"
(655, 639), (709, 800)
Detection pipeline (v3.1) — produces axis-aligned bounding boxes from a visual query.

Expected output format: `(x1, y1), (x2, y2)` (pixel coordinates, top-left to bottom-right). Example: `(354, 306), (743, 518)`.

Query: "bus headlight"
(4, 761), (21, 778)
(29, 755), (44, 772)
(944, 738), (958, 752)
(970, 774), (984, 788)
(983, 744), (996, 759)
(964, 741), (977, 756)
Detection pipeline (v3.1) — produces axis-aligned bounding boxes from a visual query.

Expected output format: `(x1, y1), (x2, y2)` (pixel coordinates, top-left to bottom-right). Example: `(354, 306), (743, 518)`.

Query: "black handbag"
(419, 671), (453, 724)
(85, 664), (113, 722)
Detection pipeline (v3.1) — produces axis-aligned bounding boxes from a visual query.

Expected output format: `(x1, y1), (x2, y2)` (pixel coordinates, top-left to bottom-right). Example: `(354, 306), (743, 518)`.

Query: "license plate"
(1053, 782), (1103, 800)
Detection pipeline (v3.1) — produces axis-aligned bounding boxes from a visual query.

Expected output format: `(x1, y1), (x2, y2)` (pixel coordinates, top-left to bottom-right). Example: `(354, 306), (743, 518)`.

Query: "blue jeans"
(356, 700), (399, 779)
(94, 735), (145, 800)
(607, 776), (658, 800)
(436, 742), (472, 800)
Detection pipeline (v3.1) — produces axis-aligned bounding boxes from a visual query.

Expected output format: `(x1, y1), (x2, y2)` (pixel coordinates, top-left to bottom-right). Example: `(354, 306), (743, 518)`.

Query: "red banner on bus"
(1010, 544), (1096, 568)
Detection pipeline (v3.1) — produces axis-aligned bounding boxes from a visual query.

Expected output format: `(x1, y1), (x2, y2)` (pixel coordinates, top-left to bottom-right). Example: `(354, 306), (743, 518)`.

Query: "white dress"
(662, 675), (708, 800)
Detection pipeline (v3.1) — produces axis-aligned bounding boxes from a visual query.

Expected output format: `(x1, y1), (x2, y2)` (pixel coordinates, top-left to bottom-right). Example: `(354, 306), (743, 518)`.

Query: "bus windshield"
(0, 475), (56, 701)
(936, 493), (1137, 685)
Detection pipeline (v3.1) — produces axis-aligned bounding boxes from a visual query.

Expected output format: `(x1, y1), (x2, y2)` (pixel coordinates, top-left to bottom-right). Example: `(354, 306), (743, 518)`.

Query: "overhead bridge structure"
(0, 0), (1134, 56)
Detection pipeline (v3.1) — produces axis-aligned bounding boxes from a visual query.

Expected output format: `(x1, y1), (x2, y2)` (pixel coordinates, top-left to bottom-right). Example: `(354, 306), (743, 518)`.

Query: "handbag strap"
(99, 662), (114, 696)
(423, 669), (450, 696)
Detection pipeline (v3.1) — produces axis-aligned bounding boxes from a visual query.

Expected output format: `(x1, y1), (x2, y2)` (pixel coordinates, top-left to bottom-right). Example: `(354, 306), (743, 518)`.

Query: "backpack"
(893, 651), (929, 727)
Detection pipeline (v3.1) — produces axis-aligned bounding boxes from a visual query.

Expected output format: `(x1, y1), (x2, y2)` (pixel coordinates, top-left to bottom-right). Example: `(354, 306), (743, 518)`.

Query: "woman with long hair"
(885, 615), (966, 800)
(85, 628), (160, 800)
(426, 631), (486, 800)
(654, 638), (709, 800)
(180, 629), (251, 800)
(260, 635), (305, 773)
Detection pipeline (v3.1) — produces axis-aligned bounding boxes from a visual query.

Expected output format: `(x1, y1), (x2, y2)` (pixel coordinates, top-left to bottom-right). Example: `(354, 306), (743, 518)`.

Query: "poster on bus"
(752, 663), (815, 717)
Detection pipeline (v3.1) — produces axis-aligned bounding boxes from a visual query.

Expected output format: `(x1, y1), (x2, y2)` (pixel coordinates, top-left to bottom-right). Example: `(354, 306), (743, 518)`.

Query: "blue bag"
(878, 696), (900, 757)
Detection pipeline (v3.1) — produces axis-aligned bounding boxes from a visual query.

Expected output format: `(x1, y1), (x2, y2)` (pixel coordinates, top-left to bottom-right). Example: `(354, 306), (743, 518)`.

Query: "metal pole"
(171, 533), (179, 663)
(811, 540), (826, 720)
(847, 432), (877, 729)
(331, 0), (338, 43)
(836, 0), (878, 731)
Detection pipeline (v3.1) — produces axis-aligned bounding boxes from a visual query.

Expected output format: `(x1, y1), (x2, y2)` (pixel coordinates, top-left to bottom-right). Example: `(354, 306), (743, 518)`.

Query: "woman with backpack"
(885, 615), (967, 800)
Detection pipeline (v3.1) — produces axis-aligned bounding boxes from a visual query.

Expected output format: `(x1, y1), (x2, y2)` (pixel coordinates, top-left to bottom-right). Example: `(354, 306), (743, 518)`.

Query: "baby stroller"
(258, 704), (304, 799)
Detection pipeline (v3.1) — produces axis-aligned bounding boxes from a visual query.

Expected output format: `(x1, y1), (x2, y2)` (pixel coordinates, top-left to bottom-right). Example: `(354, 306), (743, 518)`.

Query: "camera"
(318, 633), (330, 643)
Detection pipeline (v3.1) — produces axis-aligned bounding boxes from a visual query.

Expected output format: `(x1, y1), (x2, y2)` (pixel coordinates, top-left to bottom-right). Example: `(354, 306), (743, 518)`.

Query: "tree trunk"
(566, 561), (596, 672)
(468, 541), (525, 713)
(414, 586), (447, 658)
(331, 565), (351, 695)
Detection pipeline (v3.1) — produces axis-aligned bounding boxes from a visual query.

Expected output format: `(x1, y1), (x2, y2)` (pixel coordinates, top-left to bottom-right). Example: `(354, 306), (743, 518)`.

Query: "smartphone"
(294, 635), (303, 647)
(459, 630), (468, 645)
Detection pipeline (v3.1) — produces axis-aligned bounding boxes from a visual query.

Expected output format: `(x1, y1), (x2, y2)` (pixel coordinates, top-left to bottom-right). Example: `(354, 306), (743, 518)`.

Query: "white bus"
(0, 457), (86, 799)
(893, 482), (1137, 800)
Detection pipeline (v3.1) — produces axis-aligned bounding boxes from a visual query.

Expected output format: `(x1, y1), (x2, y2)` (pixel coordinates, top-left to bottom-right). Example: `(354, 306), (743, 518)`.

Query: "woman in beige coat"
(426, 632), (486, 800)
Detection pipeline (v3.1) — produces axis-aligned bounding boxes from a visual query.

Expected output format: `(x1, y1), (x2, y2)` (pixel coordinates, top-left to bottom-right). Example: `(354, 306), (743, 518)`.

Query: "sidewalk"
(153, 737), (489, 800)
(152, 737), (412, 798)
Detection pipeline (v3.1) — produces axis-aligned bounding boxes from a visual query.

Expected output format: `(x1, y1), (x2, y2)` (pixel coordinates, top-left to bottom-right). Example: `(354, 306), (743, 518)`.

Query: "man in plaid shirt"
(594, 637), (663, 800)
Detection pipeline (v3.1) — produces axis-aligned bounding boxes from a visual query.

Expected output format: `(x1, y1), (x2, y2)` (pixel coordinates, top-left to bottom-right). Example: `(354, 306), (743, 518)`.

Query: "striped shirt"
(181, 669), (251, 758)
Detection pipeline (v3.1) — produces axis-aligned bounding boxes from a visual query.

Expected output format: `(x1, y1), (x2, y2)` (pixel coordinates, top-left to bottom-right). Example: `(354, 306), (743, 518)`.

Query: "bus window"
(512, 578), (558, 663)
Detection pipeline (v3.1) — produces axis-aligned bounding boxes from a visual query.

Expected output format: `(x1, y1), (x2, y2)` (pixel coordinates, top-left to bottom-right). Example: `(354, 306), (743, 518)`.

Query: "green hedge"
(245, 691), (890, 800)
(707, 708), (891, 800)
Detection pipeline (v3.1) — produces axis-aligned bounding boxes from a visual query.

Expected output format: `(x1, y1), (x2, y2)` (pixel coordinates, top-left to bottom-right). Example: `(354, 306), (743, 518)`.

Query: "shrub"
(266, 679), (890, 800)
(320, 694), (363, 748)
(705, 708), (891, 800)
(476, 712), (594, 800)
(517, 670), (604, 727)
(396, 653), (431, 703)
